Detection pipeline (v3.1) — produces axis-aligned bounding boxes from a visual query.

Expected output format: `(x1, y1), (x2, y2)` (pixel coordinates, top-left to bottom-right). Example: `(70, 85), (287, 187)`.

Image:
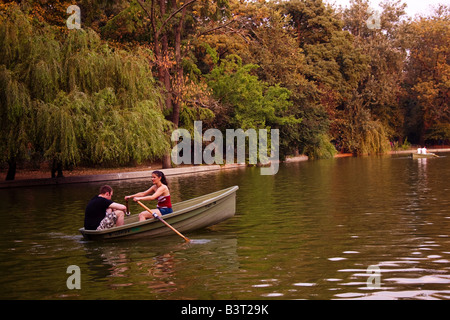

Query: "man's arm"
(109, 202), (127, 211)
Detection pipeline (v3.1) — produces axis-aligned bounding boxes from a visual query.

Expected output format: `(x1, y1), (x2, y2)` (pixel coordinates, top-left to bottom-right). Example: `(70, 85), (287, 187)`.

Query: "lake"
(1, 154), (449, 300)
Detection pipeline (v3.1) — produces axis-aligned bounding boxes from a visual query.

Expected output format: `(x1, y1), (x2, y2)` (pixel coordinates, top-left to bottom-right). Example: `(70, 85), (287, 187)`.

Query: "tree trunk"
(160, 0), (173, 169)
(161, 153), (171, 168)
(141, 0), (193, 169)
(171, 2), (186, 129)
(6, 158), (16, 181)
(51, 159), (64, 178)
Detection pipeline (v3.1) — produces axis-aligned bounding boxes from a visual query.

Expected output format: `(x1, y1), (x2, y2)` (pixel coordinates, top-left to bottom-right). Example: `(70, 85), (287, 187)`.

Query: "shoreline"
(0, 163), (247, 189)
(1, 148), (449, 189)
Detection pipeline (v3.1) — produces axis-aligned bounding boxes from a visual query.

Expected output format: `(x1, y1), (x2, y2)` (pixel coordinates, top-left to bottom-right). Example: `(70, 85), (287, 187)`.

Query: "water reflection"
(70, 235), (240, 299)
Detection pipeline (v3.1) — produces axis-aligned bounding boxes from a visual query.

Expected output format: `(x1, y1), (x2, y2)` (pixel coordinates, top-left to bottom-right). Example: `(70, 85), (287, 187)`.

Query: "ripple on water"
(328, 257), (347, 261)
(293, 283), (316, 287)
(385, 275), (450, 285)
(261, 293), (284, 298)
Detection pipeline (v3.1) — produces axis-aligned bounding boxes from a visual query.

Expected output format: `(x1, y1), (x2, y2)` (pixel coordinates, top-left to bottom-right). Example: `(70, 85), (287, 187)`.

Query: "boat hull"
(79, 185), (238, 241)
(411, 153), (437, 159)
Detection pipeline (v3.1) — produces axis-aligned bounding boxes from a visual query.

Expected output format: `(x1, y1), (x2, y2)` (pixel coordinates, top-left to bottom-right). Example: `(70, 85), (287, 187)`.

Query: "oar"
(137, 200), (190, 242)
(125, 199), (130, 216)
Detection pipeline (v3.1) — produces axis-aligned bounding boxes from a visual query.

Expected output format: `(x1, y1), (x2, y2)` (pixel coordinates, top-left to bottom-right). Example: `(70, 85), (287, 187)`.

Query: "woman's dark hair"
(152, 170), (168, 187)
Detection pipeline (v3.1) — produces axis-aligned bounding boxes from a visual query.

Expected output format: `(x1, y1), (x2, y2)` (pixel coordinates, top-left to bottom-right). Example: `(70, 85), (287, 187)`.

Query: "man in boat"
(84, 185), (127, 230)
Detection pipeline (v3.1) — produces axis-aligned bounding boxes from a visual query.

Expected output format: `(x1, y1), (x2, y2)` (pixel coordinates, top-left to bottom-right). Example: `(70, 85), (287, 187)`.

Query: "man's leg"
(115, 210), (125, 227)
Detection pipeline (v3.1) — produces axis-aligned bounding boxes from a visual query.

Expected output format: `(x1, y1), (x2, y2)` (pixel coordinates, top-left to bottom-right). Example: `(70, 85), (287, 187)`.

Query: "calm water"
(1, 155), (449, 300)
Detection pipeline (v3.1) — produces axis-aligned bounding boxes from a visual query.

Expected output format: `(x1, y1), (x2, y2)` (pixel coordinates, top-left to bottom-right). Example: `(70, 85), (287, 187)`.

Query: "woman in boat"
(125, 170), (173, 221)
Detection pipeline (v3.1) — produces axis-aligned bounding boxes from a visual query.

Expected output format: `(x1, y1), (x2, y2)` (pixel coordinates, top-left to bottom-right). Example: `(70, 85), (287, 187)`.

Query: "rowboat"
(411, 153), (438, 159)
(79, 185), (238, 241)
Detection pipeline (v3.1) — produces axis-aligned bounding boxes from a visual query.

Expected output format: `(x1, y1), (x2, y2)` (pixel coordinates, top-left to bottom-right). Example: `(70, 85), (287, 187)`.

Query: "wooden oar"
(125, 199), (130, 216)
(137, 201), (190, 242)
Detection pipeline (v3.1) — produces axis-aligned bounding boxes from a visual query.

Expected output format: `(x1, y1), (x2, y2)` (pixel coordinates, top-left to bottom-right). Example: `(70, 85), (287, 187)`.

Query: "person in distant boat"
(84, 185), (126, 230)
(417, 147), (428, 154)
(125, 170), (173, 221)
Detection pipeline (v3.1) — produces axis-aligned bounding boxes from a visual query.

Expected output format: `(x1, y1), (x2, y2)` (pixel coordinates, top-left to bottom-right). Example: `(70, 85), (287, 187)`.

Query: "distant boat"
(80, 185), (238, 241)
(411, 152), (438, 159)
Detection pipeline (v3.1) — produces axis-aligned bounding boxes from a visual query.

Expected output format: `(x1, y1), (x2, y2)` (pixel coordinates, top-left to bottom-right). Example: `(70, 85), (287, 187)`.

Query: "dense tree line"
(0, 0), (449, 180)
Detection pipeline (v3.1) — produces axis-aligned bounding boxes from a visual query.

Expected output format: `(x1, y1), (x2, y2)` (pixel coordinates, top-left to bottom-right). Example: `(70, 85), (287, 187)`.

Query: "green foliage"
(0, 65), (32, 161)
(2, 0), (449, 179)
(0, 4), (170, 178)
(392, 137), (411, 151)
(302, 134), (337, 160)
(297, 104), (336, 159)
(206, 54), (297, 131)
(99, 0), (149, 43)
(336, 97), (391, 155)
(425, 123), (450, 143)
(341, 0), (409, 141)
(404, 6), (450, 143)
(281, 0), (369, 103)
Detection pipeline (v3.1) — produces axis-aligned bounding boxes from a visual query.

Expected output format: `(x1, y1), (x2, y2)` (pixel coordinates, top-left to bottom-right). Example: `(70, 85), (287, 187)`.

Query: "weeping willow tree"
(336, 96), (391, 155)
(0, 7), (35, 180)
(0, 4), (171, 180)
(0, 65), (33, 180)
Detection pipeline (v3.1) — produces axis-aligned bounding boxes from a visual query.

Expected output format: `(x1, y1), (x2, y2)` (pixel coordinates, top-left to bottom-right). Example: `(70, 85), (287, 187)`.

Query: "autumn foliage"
(0, 0), (449, 179)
